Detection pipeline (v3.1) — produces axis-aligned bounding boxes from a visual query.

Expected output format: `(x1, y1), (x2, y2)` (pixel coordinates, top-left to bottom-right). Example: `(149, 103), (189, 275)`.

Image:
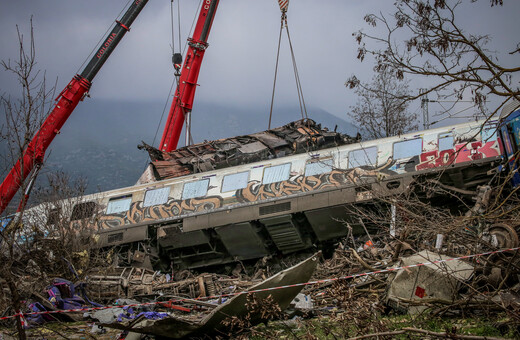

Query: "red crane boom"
(159, 0), (220, 152)
(0, 0), (149, 215)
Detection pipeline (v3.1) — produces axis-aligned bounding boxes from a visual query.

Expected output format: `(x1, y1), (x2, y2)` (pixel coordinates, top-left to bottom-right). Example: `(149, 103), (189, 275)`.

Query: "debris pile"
(86, 266), (264, 302)
(137, 119), (361, 182)
(2, 186), (520, 339)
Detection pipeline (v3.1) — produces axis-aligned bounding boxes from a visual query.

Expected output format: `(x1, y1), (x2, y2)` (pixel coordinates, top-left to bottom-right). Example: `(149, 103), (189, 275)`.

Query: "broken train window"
(46, 207), (61, 226)
(70, 202), (97, 221)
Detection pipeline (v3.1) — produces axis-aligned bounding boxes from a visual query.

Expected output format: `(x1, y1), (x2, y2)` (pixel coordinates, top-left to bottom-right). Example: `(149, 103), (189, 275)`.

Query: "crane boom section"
(159, 0), (220, 152)
(0, 0), (149, 215)
(81, 0), (148, 81)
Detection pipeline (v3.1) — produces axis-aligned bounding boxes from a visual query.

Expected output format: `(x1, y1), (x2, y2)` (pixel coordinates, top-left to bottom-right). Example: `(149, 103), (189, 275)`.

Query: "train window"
(305, 159), (333, 176)
(393, 138), (422, 160)
(262, 163), (291, 184)
(222, 171), (249, 192)
(70, 202), (96, 221)
(46, 208), (61, 225)
(182, 179), (209, 199)
(143, 187), (170, 207)
(438, 134), (454, 151)
(482, 127), (498, 142)
(510, 116), (520, 149)
(106, 195), (132, 214)
(348, 147), (377, 168)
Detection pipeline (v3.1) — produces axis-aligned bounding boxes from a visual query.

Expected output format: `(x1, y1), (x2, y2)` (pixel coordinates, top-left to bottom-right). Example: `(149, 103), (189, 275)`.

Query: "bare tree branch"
(351, 0), (519, 119)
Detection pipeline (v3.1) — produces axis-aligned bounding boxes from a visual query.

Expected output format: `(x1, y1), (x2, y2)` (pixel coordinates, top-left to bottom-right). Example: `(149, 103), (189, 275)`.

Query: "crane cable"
(171, 0), (182, 54)
(268, 19), (283, 130)
(150, 0), (202, 148)
(170, 0), (194, 147)
(268, 4), (308, 129)
(146, 0), (202, 173)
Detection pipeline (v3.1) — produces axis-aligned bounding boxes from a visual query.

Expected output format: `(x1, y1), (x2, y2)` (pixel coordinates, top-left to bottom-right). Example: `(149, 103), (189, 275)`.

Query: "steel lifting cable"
(177, 1), (182, 52)
(147, 1), (183, 170)
(268, 7), (308, 130)
(166, 0), (203, 148)
(170, 0), (193, 146)
(268, 18), (284, 130)
(286, 24), (308, 121)
(150, 0), (202, 156)
(171, 0), (176, 54)
(171, 0), (182, 54)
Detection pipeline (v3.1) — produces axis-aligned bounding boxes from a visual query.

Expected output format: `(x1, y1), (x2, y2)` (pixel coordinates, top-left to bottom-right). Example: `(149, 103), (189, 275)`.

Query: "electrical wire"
(430, 105), (483, 125)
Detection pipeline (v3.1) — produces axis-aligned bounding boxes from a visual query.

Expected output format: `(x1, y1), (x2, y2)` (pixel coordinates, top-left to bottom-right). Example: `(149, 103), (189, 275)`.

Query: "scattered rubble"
(98, 254), (318, 338)
(2, 193), (520, 339)
(137, 119), (361, 182)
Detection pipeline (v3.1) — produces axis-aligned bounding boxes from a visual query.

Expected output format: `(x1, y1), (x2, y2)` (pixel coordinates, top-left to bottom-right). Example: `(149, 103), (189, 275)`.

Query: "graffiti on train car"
(236, 166), (390, 203)
(97, 196), (223, 229)
(94, 139), (499, 230)
(97, 166), (391, 229)
(416, 140), (500, 171)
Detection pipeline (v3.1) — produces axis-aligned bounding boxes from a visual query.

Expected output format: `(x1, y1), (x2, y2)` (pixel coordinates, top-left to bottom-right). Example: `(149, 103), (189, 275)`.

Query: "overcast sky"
(0, 1), (518, 127)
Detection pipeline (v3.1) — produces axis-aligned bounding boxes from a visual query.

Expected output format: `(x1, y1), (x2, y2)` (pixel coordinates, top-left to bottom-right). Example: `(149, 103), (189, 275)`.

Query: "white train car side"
(29, 119), (502, 269)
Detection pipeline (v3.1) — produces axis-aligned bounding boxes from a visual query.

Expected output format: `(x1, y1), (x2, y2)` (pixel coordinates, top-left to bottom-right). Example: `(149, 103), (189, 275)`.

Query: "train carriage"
(24, 116), (506, 271)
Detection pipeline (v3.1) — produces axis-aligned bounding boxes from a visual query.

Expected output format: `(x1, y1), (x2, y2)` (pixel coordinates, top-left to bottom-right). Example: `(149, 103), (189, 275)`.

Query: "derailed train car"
(26, 117), (506, 270)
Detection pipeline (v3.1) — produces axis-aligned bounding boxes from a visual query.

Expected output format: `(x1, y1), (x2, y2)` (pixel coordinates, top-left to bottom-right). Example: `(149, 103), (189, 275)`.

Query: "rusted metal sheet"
(138, 119), (360, 181)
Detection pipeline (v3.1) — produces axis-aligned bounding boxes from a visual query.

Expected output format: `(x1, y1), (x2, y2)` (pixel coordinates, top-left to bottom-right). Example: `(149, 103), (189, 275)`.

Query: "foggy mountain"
(37, 99), (359, 193)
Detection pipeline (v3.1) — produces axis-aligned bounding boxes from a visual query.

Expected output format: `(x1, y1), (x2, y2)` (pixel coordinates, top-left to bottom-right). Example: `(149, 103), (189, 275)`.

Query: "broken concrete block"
(385, 250), (474, 314)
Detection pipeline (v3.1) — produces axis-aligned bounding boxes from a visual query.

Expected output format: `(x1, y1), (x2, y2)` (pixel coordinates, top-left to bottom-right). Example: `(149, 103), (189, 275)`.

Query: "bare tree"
(348, 0), (520, 118)
(347, 66), (417, 139)
(0, 20), (55, 339)
(0, 19), (55, 214)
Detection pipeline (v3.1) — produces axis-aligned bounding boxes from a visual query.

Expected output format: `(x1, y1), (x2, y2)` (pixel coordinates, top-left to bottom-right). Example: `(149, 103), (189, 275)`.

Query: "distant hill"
(35, 99), (359, 193)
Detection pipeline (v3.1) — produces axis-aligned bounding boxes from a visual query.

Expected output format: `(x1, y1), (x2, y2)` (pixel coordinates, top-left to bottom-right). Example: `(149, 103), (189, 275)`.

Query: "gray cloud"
(0, 0), (518, 122)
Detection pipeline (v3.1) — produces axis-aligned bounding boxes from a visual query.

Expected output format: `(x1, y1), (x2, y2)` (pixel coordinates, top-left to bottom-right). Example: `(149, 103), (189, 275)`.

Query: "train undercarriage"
(93, 156), (513, 272)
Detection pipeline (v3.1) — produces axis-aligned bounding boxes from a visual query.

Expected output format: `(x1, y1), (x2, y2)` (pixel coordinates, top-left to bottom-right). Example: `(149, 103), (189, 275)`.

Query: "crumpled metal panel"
(139, 119), (361, 181)
(250, 132), (290, 149)
(239, 141), (269, 154)
(102, 253), (319, 338)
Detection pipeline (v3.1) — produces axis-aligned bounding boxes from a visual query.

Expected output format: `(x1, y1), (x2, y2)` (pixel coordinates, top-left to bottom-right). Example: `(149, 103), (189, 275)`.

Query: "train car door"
(500, 109), (520, 187)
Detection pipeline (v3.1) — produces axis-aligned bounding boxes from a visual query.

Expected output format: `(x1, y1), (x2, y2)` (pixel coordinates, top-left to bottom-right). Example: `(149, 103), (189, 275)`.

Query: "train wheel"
(488, 223), (519, 248)
(482, 252), (520, 288)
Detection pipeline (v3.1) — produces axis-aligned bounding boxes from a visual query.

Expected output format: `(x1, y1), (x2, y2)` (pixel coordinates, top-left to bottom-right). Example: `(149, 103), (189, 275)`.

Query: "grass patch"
(244, 312), (518, 339)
